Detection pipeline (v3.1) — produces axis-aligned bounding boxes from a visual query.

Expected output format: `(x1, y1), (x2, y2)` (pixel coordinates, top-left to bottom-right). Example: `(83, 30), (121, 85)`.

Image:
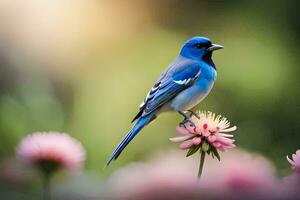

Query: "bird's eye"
(195, 44), (202, 49)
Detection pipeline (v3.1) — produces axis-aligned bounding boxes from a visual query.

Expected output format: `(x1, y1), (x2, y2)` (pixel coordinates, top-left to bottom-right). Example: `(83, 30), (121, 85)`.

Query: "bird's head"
(180, 37), (223, 61)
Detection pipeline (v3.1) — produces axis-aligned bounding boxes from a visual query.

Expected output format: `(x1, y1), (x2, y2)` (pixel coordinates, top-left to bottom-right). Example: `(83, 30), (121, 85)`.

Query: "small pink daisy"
(170, 111), (236, 153)
(170, 111), (237, 178)
(17, 132), (86, 173)
(287, 150), (300, 172)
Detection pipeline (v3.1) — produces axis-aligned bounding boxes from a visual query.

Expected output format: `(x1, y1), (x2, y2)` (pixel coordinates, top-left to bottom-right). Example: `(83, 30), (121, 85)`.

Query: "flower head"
(107, 150), (279, 199)
(17, 132), (85, 174)
(287, 150), (300, 172)
(170, 111), (236, 154)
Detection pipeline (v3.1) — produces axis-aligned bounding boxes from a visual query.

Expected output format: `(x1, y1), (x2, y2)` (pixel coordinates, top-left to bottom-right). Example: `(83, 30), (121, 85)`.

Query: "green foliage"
(210, 146), (221, 161)
(186, 145), (200, 157)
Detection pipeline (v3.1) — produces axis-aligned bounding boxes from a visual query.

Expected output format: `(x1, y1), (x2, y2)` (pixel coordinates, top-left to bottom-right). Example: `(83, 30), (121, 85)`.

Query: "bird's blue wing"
(140, 63), (201, 116)
(107, 58), (200, 166)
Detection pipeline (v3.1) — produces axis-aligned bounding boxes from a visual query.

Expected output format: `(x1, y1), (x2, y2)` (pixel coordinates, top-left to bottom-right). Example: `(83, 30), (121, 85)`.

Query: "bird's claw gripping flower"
(287, 150), (300, 172)
(170, 111), (237, 158)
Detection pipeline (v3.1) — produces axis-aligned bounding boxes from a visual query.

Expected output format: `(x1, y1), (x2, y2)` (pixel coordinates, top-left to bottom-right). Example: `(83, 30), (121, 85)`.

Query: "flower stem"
(198, 150), (206, 179)
(43, 173), (51, 200)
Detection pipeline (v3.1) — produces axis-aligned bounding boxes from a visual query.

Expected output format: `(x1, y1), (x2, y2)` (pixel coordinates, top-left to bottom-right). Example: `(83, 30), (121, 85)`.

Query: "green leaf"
(211, 146), (221, 161)
(201, 141), (210, 152)
(207, 148), (211, 155)
(186, 145), (200, 157)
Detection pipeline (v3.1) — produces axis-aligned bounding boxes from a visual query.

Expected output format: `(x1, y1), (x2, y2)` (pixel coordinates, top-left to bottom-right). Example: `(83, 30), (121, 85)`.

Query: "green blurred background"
(0, 0), (299, 180)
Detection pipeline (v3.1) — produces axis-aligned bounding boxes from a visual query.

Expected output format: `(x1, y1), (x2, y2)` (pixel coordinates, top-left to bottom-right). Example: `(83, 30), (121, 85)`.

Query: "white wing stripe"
(139, 83), (161, 108)
(195, 70), (201, 78)
(174, 79), (187, 85)
(173, 70), (201, 85)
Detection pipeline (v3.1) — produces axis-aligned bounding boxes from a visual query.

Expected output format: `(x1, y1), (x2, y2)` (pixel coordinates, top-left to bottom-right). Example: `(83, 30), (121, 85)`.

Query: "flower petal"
(292, 152), (300, 164)
(176, 126), (193, 135)
(179, 140), (194, 150)
(216, 133), (234, 138)
(287, 155), (295, 166)
(185, 125), (197, 134)
(169, 135), (192, 143)
(212, 142), (221, 148)
(217, 146), (226, 152)
(208, 135), (216, 143)
(202, 129), (210, 137)
(192, 137), (201, 145)
(216, 136), (235, 145)
(224, 143), (236, 148)
(221, 126), (237, 133)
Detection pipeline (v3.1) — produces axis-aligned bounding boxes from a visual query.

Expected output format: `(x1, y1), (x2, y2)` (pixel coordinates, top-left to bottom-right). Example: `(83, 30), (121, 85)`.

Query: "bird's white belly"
(169, 81), (214, 111)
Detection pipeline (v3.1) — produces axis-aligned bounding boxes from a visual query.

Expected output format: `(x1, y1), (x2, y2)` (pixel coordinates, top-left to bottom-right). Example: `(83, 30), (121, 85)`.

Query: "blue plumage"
(106, 114), (154, 166)
(106, 36), (223, 166)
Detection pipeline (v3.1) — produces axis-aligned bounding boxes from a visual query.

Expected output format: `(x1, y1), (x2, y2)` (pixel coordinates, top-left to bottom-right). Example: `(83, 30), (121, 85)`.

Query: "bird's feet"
(187, 110), (200, 119)
(179, 117), (196, 128)
(178, 110), (196, 128)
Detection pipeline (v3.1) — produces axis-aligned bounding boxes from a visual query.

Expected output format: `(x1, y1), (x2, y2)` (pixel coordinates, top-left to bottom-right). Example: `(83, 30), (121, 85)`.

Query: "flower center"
(35, 158), (61, 174)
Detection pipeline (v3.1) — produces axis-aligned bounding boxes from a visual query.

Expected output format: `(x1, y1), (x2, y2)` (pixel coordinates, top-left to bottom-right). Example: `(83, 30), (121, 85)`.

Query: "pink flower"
(16, 132), (86, 173)
(281, 174), (300, 198)
(106, 150), (200, 199)
(197, 149), (280, 199)
(287, 150), (300, 172)
(170, 111), (236, 152)
(280, 150), (300, 198)
(106, 149), (279, 199)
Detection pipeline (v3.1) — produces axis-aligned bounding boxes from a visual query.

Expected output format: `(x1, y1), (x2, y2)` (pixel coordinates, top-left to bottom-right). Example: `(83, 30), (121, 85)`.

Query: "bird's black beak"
(207, 44), (224, 51)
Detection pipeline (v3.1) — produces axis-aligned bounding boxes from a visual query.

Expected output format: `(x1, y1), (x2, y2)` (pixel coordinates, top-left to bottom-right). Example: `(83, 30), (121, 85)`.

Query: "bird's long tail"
(106, 113), (154, 167)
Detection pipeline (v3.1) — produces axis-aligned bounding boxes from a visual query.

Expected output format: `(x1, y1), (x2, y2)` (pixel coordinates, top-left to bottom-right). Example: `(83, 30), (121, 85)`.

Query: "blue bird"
(106, 36), (223, 166)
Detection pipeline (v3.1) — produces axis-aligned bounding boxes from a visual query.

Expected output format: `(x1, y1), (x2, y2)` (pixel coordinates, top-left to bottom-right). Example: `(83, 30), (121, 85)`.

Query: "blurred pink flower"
(281, 173), (300, 198)
(281, 149), (300, 198)
(170, 111), (236, 152)
(106, 149), (279, 199)
(200, 149), (279, 195)
(16, 132), (86, 173)
(287, 150), (300, 172)
(106, 150), (200, 200)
